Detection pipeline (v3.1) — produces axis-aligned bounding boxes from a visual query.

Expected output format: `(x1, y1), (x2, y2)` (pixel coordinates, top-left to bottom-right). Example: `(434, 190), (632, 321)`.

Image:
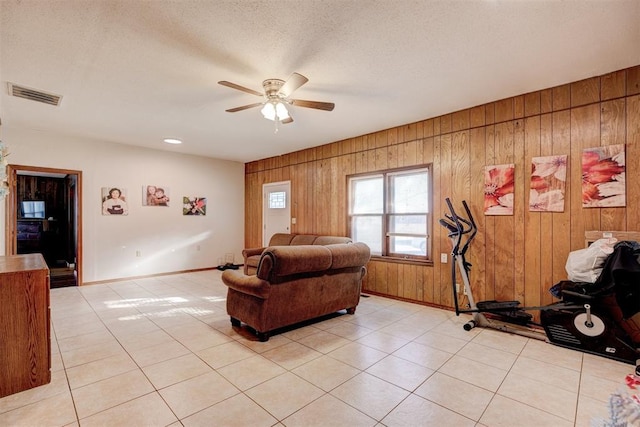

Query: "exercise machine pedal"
(476, 300), (521, 311)
(494, 309), (534, 326)
(475, 301), (533, 325)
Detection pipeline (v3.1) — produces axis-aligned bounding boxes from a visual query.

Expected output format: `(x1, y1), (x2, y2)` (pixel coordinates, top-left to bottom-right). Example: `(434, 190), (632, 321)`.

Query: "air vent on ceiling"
(7, 83), (62, 106)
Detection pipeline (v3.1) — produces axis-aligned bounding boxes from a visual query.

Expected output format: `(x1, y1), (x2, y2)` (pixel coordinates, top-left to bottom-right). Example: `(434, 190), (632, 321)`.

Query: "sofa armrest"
(242, 247), (266, 258)
(221, 270), (271, 299)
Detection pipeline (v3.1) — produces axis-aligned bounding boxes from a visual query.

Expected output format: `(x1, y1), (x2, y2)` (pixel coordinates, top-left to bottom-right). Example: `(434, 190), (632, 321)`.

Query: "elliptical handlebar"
(459, 200), (477, 256)
(441, 198), (477, 257)
(440, 198), (477, 317)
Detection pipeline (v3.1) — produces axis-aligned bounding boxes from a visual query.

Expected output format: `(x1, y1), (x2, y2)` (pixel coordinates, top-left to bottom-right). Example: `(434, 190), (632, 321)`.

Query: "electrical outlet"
(440, 253), (447, 263)
(135, 250), (141, 257)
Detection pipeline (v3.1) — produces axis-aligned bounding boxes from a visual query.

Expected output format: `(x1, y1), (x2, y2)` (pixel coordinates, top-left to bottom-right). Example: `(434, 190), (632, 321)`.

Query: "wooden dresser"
(0, 253), (51, 398)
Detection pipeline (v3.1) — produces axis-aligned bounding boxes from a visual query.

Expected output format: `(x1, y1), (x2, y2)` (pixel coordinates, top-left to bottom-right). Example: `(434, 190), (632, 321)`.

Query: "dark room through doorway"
(5, 165), (82, 288)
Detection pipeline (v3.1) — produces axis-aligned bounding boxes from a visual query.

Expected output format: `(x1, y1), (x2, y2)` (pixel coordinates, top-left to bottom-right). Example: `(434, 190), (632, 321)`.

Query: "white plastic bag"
(565, 238), (616, 283)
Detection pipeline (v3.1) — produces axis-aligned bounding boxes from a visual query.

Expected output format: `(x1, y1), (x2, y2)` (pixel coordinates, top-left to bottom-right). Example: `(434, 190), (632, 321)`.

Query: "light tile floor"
(0, 270), (635, 426)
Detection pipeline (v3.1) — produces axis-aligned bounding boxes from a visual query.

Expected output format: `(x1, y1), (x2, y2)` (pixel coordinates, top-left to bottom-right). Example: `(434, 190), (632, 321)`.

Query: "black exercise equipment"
(440, 197), (640, 366)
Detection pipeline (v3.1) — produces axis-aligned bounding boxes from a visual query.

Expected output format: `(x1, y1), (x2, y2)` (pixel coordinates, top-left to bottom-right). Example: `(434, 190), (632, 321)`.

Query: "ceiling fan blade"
(225, 102), (263, 113)
(218, 81), (263, 97)
(290, 99), (335, 111)
(281, 116), (294, 124)
(278, 73), (308, 97)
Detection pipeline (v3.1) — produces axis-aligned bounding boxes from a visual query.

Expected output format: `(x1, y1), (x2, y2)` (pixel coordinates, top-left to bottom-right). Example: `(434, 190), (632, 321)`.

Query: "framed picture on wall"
(102, 187), (128, 215)
(582, 144), (625, 208)
(142, 185), (170, 206)
(183, 197), (207, 216)
(529, 155), (567, 212)
(484, 164), (515, 216)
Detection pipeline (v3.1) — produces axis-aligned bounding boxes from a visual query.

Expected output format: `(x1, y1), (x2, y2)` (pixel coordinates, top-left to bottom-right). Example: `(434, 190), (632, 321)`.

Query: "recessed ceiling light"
(163, 138), (182, 145)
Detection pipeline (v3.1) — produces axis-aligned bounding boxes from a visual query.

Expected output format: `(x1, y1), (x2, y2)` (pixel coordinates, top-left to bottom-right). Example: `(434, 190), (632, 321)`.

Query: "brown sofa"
(242, 233), (352, 275)
(222, 242), (370, 341)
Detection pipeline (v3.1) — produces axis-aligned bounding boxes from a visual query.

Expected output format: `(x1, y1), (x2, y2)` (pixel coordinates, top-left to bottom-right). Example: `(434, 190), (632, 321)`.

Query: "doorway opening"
(5, 165), (82, 287)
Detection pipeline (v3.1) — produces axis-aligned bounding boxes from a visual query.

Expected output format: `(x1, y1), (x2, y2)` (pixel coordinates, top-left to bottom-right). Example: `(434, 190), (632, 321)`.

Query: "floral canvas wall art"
(183, 197), (207, 216)
(484, 164), (515, 215)
(582, 144), (625, 208)
(529, 155), (567, 212)
(143, 185), (170, 206)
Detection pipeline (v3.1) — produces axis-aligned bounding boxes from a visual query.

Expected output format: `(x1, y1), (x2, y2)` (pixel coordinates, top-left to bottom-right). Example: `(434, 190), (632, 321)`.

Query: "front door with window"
(262, 181), (291, 246)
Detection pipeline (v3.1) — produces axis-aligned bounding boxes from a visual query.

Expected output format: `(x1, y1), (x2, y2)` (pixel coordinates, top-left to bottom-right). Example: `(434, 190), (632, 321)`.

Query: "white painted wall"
(0, 127), (245, 283)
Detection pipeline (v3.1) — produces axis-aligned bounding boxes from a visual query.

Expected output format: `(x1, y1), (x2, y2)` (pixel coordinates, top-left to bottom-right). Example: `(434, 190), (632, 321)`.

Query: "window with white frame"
(348, 166), (431, 260)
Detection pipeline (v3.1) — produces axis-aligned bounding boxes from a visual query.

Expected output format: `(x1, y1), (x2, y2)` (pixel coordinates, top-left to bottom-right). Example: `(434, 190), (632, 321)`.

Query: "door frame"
(5, 164), (83, 286)
(262, 180), (291, 246)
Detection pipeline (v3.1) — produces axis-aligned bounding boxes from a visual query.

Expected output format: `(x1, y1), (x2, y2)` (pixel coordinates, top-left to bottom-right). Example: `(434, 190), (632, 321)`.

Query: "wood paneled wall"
(245, 65), (640, 310)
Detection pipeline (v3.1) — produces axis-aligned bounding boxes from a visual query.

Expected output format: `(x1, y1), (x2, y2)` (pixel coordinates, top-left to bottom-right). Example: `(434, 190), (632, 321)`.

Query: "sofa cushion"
(269, 233), (297, 246)
(313, 236), (352, 246)
(327, 242), (371, 269)
(257, 245), (332, 279)
(290, 235), (318, 245)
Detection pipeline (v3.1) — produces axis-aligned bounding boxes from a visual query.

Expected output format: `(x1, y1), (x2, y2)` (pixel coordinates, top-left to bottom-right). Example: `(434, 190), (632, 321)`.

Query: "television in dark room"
(21, 201), (46, 219)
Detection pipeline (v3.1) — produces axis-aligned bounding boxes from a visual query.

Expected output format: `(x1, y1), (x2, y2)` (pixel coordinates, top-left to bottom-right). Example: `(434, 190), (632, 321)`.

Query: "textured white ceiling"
(1, 0), (639, 163)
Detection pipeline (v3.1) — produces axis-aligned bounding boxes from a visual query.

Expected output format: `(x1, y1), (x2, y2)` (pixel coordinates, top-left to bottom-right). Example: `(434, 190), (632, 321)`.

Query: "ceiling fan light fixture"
(275, 102), (289, 120)
(260, 102), (276, 120)
(261, 101), (289, 122)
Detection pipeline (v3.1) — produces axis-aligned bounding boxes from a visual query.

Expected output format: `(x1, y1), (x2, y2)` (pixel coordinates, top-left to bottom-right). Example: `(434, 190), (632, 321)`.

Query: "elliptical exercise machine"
(440, 198), (640, 366)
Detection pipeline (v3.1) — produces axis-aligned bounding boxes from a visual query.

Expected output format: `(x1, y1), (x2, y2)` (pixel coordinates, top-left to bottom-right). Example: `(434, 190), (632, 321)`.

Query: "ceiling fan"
(218, 72), (335, 127)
